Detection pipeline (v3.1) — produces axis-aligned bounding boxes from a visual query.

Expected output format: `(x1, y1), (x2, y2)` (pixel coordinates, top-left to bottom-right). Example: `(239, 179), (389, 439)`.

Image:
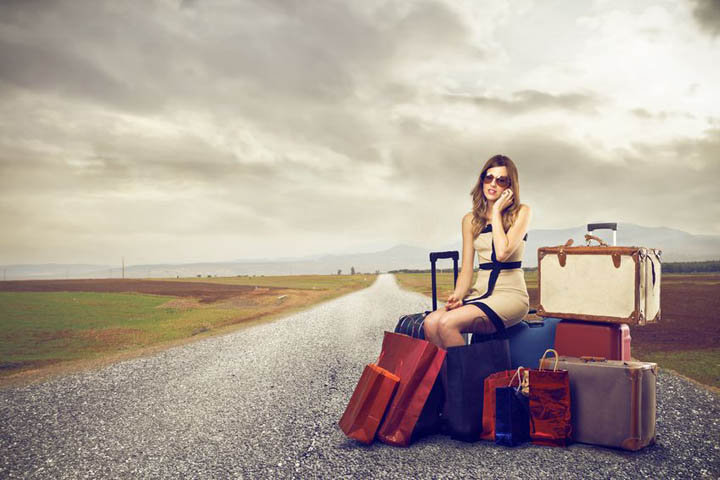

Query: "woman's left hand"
(493, 188), (514, 213)
(445, 292), (463, 310)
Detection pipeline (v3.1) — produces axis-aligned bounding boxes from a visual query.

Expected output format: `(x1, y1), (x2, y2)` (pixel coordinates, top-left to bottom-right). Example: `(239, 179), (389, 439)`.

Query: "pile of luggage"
(339, 223), (662, 451)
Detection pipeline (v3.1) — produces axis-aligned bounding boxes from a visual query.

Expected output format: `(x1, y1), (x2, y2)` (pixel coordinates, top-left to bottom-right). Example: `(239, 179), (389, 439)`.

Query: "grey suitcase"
(555, 356), (657, 450)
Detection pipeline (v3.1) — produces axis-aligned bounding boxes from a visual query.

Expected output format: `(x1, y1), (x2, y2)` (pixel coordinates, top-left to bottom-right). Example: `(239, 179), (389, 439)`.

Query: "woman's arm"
(445, 213), (475, 310)
(454, 212), (476, 296)
(491, 202), (531, 262)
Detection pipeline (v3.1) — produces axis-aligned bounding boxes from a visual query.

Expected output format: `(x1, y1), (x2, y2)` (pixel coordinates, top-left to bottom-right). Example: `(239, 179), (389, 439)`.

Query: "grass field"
(394, 271), (720, 389)
(0, 274), (376, 382)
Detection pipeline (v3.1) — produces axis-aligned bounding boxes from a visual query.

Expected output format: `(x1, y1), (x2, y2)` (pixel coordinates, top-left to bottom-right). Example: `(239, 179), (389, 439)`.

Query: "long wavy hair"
(469, 154), (522, 238)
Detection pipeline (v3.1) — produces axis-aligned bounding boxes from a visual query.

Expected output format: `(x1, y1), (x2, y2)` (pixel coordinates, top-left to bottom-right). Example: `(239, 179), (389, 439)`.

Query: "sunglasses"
(482, 174), (511, 188)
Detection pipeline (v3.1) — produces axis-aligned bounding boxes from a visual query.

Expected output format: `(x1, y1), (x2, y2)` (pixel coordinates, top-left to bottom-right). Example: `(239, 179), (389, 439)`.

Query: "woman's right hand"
(445, 292), (463, 310)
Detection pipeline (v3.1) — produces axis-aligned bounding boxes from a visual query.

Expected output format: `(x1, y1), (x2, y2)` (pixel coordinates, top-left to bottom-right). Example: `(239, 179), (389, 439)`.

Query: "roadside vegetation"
(394, 271), (719, 389)
(0, 274), (377, 383)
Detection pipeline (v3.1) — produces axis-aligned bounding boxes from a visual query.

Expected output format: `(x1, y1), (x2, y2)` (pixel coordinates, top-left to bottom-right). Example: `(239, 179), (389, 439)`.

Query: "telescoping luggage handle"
(429, 251), (459, 311)
(587, 222), (617, 246)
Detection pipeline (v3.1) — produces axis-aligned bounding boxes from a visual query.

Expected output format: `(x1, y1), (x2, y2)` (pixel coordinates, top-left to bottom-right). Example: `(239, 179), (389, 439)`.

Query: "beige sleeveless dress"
(462, 223), (530, 331)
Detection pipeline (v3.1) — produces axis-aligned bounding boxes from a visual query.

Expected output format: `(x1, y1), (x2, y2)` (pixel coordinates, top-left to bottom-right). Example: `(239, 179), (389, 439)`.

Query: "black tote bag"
(442, 301), (511, 442)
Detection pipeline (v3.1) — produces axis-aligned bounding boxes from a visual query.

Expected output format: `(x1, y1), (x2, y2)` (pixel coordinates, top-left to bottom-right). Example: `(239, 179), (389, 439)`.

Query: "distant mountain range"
(2, 223), (719, 280)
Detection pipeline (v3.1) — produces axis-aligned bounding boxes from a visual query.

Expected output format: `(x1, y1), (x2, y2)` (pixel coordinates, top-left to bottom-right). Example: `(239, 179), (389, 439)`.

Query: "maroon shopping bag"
(375, 331), (446, 447)
(339, 364), (400, 444)
(527, 349), (572, 447)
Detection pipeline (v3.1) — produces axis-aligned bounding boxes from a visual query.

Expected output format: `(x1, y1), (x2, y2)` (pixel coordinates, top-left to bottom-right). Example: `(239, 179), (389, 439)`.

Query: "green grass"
(633, 348), (720, 389)
(0, 274), (378, 377)
(0, 292), (241, 365)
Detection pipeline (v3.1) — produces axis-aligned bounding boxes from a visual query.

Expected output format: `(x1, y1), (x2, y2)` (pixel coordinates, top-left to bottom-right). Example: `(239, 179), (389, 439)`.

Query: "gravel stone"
(1, 274), (718, 479)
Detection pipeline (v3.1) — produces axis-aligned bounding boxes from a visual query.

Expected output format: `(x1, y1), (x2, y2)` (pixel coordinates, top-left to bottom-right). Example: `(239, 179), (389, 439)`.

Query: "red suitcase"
(554, 320), (631, 361)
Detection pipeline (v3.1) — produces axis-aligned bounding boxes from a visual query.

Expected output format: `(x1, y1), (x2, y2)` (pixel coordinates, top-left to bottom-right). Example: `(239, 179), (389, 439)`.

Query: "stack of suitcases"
(531, 222), (661, 450)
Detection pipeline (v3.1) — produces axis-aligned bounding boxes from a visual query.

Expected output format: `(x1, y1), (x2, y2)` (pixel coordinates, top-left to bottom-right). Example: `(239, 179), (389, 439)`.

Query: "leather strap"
(479, 261), (522, 270)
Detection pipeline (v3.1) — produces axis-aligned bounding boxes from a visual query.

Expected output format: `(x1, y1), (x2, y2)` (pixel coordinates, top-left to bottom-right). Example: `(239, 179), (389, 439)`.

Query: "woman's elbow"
(496, 249), (514, 262)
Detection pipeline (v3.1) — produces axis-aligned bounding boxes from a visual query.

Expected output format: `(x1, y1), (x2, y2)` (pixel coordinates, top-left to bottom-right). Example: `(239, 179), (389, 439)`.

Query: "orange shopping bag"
(339, 363), (400, 444)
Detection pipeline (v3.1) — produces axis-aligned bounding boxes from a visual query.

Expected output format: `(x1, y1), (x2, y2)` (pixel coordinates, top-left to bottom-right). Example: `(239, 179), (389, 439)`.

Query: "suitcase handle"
(587, 223), (617, 246)
(580, 356), (608, 363)
(429, 251), (459, 262)
(429, 250), (459, 311)
(585, 234), (609, 247)
(587, 222), (617, 232)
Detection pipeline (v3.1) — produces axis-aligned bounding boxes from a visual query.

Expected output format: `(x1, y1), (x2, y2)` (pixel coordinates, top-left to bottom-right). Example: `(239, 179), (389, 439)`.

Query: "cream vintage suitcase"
(537, 223), (661, 325)
(555, 356), (657, 451)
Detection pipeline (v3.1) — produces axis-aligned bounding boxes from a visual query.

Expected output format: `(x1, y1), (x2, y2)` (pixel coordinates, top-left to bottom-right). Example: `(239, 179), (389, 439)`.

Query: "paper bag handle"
(508, 366), (524, 387)
(539, 349), (559, 371)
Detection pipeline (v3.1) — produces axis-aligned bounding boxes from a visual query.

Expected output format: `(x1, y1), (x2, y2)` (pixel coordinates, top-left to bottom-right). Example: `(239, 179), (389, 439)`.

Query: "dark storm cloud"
(0, 0), (478, 177)
(445, 90), (602, 115)
(0, 36), (164, 112)
(0, 0), (472, 109)
(692, 0), (720, 36)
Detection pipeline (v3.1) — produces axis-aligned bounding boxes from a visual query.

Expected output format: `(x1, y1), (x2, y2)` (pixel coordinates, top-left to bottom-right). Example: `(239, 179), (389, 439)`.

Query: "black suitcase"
(394, 251), (459, 340)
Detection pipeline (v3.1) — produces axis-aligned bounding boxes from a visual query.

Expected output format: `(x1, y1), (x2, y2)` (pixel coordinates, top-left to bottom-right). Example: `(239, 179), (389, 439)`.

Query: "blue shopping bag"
(495, 380), (532, 447)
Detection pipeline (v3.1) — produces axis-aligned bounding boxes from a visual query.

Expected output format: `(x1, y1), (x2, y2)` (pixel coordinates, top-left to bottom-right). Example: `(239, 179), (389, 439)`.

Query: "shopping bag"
(526, 349), (572, 447)
(338, 364), (400, 444)
(480, 369), (519, 441)
(376, 331), (447, 446)
(495, 374), (532, 447)
(443, 336), (511, 442)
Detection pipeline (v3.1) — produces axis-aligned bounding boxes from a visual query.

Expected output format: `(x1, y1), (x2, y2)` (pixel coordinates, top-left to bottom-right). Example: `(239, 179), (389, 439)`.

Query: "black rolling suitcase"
(394, 251), (459, 340)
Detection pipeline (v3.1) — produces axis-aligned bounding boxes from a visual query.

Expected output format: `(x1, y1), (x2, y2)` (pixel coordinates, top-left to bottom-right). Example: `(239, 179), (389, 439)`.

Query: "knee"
(423, 310), (444, 335)
(436, 313), (458, 340)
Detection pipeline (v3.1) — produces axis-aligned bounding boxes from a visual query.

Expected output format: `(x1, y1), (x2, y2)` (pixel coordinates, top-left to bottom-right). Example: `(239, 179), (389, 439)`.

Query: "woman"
(423, 154), (531, 348)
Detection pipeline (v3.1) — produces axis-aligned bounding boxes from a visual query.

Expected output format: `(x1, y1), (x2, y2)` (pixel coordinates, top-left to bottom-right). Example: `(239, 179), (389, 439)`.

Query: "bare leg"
(437, 305), (496, 348)
(422, 309), (445, 347)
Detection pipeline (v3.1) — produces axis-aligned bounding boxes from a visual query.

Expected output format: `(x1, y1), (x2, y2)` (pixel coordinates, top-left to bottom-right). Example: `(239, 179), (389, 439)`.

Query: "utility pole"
(122, 256), (125, 279)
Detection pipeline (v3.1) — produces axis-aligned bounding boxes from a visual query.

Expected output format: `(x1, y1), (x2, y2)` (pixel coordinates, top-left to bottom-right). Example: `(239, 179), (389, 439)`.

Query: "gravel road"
(1, 274), (718, 479)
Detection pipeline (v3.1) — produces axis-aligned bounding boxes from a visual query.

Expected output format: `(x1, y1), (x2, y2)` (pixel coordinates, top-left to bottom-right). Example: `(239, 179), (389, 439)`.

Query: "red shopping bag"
(339, 364), (400, 444)
(480, 369), (521, 441)
(376, 331), (446, 447)
(527, 349), (572, 447)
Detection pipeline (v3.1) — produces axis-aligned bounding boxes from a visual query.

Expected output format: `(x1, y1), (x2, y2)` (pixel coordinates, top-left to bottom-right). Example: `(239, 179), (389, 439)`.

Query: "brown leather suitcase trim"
(538, 246), (643, 256)
(621, 364), (657, 451)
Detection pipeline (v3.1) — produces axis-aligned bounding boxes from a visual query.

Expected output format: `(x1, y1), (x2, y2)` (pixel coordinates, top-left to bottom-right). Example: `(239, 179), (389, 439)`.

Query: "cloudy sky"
(1, 0), (719, 266)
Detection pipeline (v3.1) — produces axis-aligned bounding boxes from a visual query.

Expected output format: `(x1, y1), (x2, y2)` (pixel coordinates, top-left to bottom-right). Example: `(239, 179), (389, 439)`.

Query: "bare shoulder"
(518, 204), (531, 215)
(461, 212), (475, 235)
